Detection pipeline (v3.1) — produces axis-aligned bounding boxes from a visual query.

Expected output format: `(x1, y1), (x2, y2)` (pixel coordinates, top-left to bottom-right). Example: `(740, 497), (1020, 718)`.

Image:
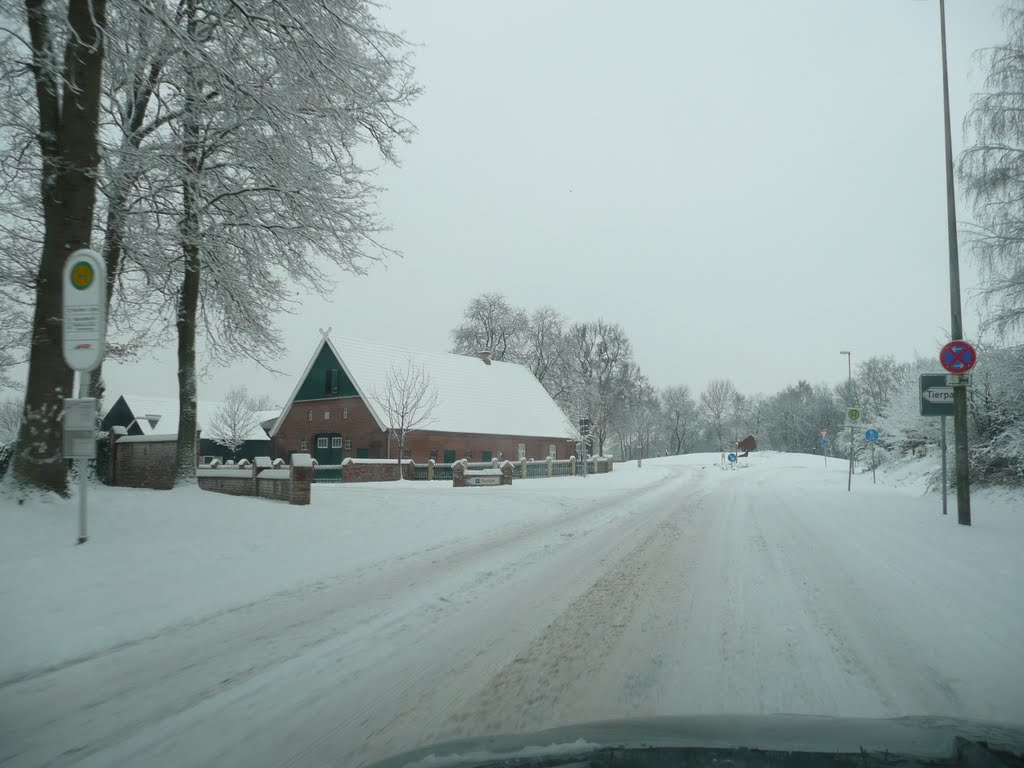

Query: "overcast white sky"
(95, 0), (1005, 405)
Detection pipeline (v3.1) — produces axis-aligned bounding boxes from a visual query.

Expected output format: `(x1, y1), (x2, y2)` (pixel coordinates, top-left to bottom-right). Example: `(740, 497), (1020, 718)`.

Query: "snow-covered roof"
(110, 396), (272, 442)
(271, 335), (578, 440)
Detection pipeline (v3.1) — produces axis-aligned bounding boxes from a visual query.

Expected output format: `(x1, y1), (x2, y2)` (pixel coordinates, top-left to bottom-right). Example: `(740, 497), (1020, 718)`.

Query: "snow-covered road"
(2, 455), (1022, 767)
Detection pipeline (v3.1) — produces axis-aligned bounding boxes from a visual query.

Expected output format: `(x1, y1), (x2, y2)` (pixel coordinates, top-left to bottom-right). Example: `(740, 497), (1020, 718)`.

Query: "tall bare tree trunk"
(175, 0), (201, 484)
(14, 0), (108, 495)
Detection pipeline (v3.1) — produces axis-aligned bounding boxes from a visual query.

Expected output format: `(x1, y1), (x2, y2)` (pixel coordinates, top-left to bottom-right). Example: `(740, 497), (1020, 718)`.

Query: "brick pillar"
(491, 458), (499, 469)
(569, 456), (576, 476)
(500, 460), (514, 485)
(546, 456), (553, 477)
(519, 458), (527, 479)
(452, 460), (466, 488)
(428, 459), (435, 481)
(289, 452), (312, 505)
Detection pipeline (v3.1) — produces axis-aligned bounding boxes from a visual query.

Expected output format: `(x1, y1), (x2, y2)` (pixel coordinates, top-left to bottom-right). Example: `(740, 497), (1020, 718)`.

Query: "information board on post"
(62, 249), (106, 372)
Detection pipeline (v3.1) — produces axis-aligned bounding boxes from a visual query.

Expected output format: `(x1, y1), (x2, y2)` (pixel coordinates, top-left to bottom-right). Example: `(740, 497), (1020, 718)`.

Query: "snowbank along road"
(1, 453), (1021, 767)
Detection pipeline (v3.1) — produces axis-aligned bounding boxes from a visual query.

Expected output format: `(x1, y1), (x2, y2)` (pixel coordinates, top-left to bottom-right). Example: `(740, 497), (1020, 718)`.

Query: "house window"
(307, 410), (313, 422)
(325, 368), (340, 396)
(402, 447), (411, 459)
(344, 438), (352, 450)
(300, 439), (308, 451)
(317, 437), (328, 449)
(518, 443), (526, 460)
(429, 449), (438, 460)
(323, 410), (330, 420)
(464, 450), (472, 460)
(549, 444), (557, 459)
(331, 437), (342, 449)
(343, 407), (349, 419)
(481, 451), (493, 462)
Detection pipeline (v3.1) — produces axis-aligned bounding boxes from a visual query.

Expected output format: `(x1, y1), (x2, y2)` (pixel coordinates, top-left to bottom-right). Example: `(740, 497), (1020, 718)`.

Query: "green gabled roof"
(294, 342), (358, 401)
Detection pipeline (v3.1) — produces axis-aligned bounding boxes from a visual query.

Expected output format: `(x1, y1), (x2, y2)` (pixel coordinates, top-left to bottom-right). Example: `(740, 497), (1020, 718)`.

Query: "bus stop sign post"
(62, 249), (106, 544)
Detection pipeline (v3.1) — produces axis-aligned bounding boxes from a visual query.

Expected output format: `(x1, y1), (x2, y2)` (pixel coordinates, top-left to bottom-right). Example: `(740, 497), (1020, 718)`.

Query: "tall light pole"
(840, 350), (853, 492)
(935, 0), (971, 526)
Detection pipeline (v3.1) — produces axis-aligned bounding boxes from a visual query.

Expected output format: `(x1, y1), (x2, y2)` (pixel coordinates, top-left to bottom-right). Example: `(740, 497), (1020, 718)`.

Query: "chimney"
(476, 350), (492, 365)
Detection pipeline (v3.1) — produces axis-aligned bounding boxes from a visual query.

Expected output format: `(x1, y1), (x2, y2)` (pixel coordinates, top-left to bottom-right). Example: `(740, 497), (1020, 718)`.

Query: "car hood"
(363, 714), (1024, 768)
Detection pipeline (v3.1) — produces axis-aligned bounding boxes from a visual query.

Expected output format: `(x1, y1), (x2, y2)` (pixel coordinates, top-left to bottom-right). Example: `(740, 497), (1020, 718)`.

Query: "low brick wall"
(341, 458), (413, 482)
(113, 436), (177, 490)
(453, 460), (513, 488)
(196, 455), (311, 505)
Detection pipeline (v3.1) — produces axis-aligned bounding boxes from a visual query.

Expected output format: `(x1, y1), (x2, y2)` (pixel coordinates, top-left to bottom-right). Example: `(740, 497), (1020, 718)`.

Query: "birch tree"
(960, 3), (1024, 334)
(2, 0), (108, 495)
(371, 359), (439, 476)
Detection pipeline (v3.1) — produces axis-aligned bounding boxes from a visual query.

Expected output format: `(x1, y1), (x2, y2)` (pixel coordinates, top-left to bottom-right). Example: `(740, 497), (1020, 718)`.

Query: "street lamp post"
(937, 0), (971, 526)
(840, 350), (853, 492)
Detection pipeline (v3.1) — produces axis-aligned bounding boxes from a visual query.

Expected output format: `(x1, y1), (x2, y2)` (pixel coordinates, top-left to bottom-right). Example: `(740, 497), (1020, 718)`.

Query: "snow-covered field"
(1, 453), (1022, 767)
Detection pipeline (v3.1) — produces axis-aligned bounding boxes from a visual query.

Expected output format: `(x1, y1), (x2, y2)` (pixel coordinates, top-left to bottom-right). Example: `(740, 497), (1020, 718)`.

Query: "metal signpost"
(939, 340), (976, 524)
(846, 407), (860, 492)
(62, 249), (106, 544)
(727, 452), (737, 469)
(865, 428), (879, 484)
(820, 429), (828, 467)
(919, 373), (955, 516)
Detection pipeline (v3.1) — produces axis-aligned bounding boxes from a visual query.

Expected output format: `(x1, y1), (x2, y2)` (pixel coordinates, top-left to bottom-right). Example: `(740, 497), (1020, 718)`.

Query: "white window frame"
(306, 410), (313, 422)
(343, 407), (349, 420)
(518, 443), (526, 460)
(317, 437), (328, 449)
(300, 439), (308, 451)
(344, 438), (352, 450)
(331, 437), (342, 449)
(549, 444), (557, 459)
(323, 410), (330, 420)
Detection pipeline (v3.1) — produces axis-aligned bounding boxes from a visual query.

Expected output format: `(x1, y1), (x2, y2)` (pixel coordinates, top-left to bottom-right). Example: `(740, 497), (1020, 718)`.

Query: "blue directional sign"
(820, 438), (829, 446)
(727, 453), (737, 463)
(865, 428), (879, 443)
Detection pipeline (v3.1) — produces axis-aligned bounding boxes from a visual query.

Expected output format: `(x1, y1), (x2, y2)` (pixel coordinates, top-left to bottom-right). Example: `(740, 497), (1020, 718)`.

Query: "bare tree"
(207, 386), (262, 455)
(699, 379), (737, 452)
(662, 385), (697, 454)
(4, 0), (109, 495)
(88, 0), (420, 484)
(371, 359), (439, 476)
(564, 320), (635, 456)
(248, 393), (277, 411)
(451, 293), (528, 361)
(523, 306), (566, 386)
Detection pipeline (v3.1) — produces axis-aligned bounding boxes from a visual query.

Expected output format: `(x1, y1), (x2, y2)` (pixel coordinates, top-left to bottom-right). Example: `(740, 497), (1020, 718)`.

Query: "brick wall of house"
(113, 438), (177, 490)
(272, 395), (574, 464)
(273, 395), (386, 460)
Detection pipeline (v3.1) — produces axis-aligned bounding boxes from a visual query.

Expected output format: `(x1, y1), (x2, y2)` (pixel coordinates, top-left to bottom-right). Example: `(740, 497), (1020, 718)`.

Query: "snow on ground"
(0, 462), (673, 682)
(1, 452), (1022, 768)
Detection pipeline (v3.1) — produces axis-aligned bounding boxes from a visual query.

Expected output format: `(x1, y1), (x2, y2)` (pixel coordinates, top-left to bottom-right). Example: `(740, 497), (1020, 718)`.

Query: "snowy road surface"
(2, 454), (1022, 767)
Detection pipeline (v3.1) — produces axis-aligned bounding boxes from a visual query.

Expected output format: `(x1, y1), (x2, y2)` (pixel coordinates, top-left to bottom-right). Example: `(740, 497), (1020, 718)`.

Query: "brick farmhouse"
(269, 334), (579, 464)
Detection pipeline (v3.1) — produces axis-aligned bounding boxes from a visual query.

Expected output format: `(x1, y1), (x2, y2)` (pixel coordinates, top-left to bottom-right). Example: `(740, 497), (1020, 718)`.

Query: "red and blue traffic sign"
(939, 340), (977, 374)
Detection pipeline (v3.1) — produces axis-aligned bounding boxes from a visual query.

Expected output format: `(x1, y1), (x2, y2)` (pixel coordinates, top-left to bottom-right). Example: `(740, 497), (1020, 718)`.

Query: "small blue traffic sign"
(820, 438), (829, 446)
(865, 429), (879, 443)
(727, 453), (737, 463)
